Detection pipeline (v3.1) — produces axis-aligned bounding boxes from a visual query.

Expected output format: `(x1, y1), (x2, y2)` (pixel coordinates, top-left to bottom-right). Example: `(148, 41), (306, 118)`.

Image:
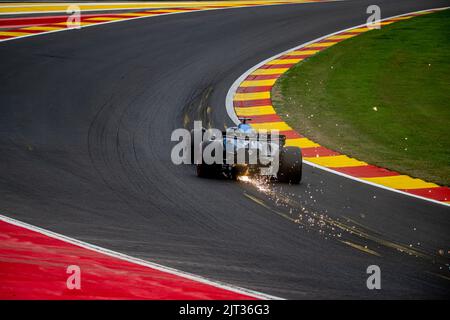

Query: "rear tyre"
(197, 163), (211, 177)
(277, 146), (302, 184)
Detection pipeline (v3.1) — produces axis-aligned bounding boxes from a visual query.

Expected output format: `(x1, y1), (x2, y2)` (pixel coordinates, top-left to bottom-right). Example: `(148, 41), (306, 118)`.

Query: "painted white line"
(0, 2), (178, 7)
(0, 1), (343, 300)
(303, 160), (450, 207)
(0, 1), (342, 42)
(0, 213), (281, 300)
(225, 7), (450, 208)
(0, 8), (219, 43)
(0, 3), (153, 9)
(0, 7), (199, 16)
(0, 2), (202, 8)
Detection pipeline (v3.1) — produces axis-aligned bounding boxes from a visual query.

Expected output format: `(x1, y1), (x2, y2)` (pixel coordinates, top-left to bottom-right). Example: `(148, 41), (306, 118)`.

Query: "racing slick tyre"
(277, 146), (302, 184)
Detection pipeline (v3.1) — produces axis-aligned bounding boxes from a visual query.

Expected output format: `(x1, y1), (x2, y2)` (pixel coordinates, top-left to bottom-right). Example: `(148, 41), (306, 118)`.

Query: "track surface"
(1, 0), (449, 299)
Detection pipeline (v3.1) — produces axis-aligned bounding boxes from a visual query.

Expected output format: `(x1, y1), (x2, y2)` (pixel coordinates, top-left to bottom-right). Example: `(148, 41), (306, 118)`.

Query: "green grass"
(273, 9), (450, 186)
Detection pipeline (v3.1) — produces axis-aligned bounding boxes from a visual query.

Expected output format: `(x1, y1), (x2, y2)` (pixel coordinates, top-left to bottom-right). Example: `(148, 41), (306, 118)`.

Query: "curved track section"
(227, 7), (450, 206)
(1, 0), (449, 299)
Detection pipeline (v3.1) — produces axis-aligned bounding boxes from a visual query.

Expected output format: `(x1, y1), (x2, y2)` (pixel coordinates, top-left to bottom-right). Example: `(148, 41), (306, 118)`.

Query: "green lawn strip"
(272, 9), (450, 186)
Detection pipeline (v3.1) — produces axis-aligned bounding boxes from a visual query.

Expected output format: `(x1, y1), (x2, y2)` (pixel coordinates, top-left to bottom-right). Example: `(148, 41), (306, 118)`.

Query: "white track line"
(0, 1), (342, 42)
(0, 1), (306, 10)
(1, 2), (446, 301)
(225, 7), (450, 208)
(0, 0), (343, 300)
(0, 214), (281, 300)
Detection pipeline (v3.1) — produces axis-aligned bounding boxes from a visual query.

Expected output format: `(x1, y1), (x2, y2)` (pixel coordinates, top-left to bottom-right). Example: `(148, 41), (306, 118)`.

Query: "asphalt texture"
(0, 0), (449, 299)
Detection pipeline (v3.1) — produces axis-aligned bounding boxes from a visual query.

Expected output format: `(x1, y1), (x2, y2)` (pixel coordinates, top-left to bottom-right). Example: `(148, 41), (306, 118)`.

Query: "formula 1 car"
(190, 118), (302, 184)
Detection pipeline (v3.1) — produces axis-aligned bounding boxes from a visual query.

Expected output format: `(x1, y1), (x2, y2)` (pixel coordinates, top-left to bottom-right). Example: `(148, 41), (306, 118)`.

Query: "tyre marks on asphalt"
(240, 185), (445, 263)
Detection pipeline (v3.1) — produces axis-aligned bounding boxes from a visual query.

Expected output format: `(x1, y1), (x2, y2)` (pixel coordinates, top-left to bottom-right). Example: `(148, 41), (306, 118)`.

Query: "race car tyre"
(196, 163), (220, 178)
(277, 146), (302, 184)
(230, 166), (239, 181)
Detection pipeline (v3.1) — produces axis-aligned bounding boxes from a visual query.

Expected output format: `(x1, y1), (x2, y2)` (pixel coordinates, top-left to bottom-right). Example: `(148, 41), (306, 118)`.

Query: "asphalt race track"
(1, 0), (449, 299)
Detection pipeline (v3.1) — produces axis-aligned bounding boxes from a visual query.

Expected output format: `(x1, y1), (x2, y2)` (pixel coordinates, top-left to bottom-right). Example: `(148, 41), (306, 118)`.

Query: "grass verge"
(272, 9), (450, 186)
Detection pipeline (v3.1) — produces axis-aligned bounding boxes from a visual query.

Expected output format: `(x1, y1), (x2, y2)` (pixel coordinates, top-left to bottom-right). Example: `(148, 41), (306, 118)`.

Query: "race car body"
(191, 119), (302, 184)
